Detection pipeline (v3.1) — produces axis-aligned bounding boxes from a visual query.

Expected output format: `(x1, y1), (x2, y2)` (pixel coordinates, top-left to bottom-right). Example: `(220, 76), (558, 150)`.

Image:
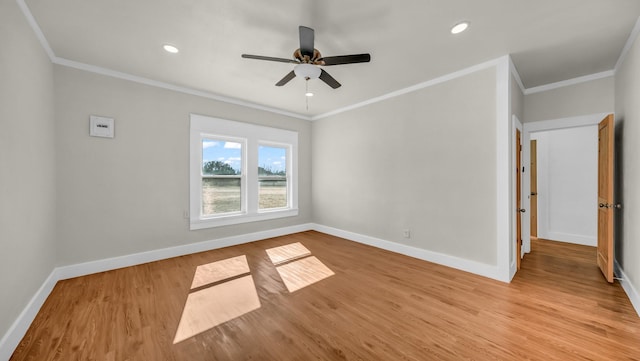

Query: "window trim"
(190, 114), (298, 230)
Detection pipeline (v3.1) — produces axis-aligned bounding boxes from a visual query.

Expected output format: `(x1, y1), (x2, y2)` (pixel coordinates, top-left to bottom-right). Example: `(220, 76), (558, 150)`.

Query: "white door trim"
(513, 115), (525, 266)
(521, 113), (608, 254)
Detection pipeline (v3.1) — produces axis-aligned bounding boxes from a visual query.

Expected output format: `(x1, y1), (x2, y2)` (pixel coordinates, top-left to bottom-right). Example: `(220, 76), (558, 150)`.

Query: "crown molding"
(16, 0), (636, 121)
(311, 56), (505, 121)
(16, 0), (55, 61)
(53, 57), (312, 121)
(615, 16), (640, 71)
(16, 0), (311, 122)
(524, 70), (615, 95)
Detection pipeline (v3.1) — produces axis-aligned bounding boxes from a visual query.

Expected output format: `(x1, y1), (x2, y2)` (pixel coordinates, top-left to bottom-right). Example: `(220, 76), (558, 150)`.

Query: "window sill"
(189, 208), (299, 230)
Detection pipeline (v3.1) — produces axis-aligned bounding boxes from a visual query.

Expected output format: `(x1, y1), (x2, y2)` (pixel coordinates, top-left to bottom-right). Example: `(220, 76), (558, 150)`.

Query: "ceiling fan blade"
(319, 69), (341, 89)
(275, 71), (296, 86)
(299, 26), (315, 57)
(319, 54), (371, 66)
(242, 54), (298, 64)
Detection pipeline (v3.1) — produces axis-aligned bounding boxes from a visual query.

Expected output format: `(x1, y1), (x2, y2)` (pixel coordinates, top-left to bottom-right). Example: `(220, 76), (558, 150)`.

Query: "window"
(190, 114), (298, 229)
(258, 144), (288, 210)
(201, 138), (244, 215)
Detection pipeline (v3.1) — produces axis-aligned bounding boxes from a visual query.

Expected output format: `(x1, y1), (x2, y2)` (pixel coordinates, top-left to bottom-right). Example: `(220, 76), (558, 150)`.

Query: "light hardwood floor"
(10, 232), (640, 360)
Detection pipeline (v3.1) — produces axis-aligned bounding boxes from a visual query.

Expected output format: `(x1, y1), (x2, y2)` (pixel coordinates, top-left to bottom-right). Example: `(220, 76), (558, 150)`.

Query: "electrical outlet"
(403, 229), (411, 238)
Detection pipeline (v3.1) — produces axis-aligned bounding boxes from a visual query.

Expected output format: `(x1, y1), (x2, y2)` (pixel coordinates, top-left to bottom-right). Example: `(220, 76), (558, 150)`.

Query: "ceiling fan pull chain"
(306, 80), (309, 111)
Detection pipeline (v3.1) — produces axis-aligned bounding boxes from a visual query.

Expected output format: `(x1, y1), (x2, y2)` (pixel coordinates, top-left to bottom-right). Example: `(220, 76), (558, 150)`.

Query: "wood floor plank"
(9, 232), (640, 360)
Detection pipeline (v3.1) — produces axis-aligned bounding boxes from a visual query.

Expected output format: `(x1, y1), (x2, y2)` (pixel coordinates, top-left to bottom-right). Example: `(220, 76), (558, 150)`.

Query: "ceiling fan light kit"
(294, 63), (321, 79)
(241, 26), (371, 90)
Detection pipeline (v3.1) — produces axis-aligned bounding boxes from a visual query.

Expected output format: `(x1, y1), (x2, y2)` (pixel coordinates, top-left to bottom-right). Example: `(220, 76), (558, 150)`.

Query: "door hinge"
(600, 203), (622, 209)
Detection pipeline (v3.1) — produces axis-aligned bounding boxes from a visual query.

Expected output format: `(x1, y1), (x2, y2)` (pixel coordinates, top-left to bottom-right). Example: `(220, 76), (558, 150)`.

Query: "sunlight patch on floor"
(174, 243), (335, 343)
(266, 242), (335, 293)
(174, 256), (260, 344)
(190, 255), (250, 289)
(265, 242), (311, 265)
(275, 256), (335, 293)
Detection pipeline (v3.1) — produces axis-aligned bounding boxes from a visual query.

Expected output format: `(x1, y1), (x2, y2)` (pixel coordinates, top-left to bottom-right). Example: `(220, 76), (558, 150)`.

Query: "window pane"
(202, 178), (241, 215)
(259, 179), (287, 209)
(202, 139), (242, 175)
(202, 138), (242, 215)
(258, 145), (287, 209)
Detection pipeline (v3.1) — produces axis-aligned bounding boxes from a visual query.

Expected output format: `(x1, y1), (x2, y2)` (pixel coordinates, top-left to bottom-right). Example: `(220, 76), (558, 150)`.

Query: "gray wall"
(524, 76), (614, 122)
(0, 0), (57, 339)
(511, 74), (524, 122)
(54, 66), (312, 266)
(312, 67), (498, 266)
(615, 30), (640, 303)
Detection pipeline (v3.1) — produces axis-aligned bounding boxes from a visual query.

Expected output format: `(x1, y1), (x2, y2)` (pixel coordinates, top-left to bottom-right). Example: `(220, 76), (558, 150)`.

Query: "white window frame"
(258, 141), (291, 212)
(190, 114), (298, 229)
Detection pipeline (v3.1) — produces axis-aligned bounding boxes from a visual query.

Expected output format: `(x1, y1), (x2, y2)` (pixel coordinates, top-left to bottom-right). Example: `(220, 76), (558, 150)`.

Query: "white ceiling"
(23, 0), (640, 118)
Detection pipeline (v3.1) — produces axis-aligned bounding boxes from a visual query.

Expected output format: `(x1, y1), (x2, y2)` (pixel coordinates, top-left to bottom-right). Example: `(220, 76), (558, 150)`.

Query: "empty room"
(2, 0), (640, 359)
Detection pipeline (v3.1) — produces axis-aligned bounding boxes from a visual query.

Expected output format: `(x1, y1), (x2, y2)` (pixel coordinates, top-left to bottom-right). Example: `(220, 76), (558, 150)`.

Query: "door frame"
(512, 115), (523, 272)
(530, 139), (538, 240)
(516, 128), (523, 270)
(521, 113), (609, 255)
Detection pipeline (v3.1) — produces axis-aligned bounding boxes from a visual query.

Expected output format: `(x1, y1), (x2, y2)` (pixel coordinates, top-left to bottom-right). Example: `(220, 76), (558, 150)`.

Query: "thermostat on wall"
(89, 115), (115, 138)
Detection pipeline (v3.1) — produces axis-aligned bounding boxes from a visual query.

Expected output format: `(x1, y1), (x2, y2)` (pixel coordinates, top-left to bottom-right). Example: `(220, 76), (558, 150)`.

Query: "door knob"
(518, 209), (526, 213)
(599, 203), (606, 208)
(531, 192), (537, 196)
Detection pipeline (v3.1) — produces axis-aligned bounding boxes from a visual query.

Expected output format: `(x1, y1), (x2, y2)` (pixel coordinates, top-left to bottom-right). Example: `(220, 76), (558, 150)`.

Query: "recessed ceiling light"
(451, 21), (469, 34)
(305, 92), (314, 97)
(163, 44), (179, 54)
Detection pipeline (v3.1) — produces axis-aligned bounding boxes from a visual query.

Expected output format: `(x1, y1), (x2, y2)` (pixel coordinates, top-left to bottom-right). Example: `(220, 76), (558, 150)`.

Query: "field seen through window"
(202, 179), (287, 215)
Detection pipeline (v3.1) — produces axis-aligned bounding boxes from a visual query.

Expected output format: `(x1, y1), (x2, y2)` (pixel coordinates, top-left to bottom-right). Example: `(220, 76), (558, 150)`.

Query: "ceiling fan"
(242, 26), (371, 89)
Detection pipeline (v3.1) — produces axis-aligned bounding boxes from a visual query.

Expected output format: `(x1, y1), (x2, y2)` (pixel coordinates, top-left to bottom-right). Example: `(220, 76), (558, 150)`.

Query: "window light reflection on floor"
(174, 243), (334, 343)
(265, 242), (311, 265)
(173, 255), (260, 344)
(276, 256), (335, 292)
(190, 255), (250, 289)
(265, 242), (335, 293)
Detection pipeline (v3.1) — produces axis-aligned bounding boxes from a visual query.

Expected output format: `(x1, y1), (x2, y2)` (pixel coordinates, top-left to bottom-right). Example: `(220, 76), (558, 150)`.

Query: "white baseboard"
(615, 260), (640, 317)
(312, 224), (503, 282)
(56, 223), (314, 280)
(0, 270), (58, 361)
(544, 231), (596, 247)
(4, 223), (634, 359)
(509, 260), (517, 281)
(0, 223), (314, 359)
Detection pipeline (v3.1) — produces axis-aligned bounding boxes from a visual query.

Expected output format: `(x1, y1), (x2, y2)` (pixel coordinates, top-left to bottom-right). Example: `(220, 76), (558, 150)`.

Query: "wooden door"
(516, 129), (522, 270)
(530, 140), (538, 239)
(597, 114), (614, 283)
